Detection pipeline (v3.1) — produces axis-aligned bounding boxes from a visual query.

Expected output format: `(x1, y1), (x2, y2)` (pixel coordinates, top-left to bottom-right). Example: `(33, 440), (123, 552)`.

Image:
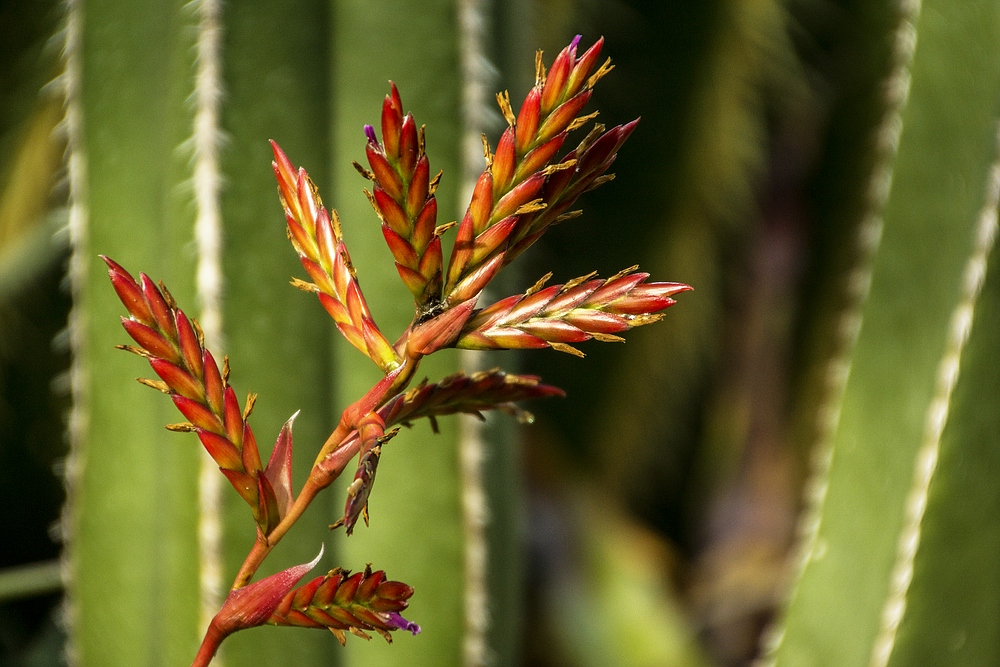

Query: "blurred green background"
(3, 0), (1000, 665)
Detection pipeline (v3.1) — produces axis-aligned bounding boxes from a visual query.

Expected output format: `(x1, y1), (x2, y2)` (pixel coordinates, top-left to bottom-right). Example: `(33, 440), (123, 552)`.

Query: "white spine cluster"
(869, 124), (1000, 667)
(758, 0), (924, 663)
(60, 0), (88, 663)
(458, 0), (499, 664)
(191, 0), (226, 646)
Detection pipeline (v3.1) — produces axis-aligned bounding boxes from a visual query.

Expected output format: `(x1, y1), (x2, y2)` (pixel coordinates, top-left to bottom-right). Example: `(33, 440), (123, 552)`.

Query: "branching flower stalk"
(102, 36), (690, 667)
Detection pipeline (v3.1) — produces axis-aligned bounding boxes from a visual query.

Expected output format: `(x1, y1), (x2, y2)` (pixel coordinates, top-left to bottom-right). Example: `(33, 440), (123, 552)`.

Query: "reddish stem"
(190, 620), (226, 667)
(229, 353), (422, 589)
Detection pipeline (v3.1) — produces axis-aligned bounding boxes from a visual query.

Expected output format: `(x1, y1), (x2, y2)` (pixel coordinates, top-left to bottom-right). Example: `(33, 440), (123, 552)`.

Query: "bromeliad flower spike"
(102, 36), (689, 666)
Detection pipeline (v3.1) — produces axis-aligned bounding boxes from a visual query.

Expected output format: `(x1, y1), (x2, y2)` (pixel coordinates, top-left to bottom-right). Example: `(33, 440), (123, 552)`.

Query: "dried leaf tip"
(243, 392), (258, 421)
(434, 221), (457, 236)
(514, 199), (546, 216)
(550, 342), (585, 358)
(585, 174), (615, 191)
(364, 189), (385, 222)
(554, 210), (584, 224)
(541, 160), (577, 177)
(630, 313), (665, 326)
(166, 422), (196, 432)
(116, 344), (151, 358)
(329, 208), (344, 239)
(137, 377), (171, 394)
(534, 49), (546, 86)
(564, 271), (597, 291)
(496, 91), (516, 126)
(576, 123), (606, 155)
(586, 58), (615, 89)
(481, 134), (494, 167)
(608, 265), (640, 283)
(290, 277), (319, 293)
(158, 280), (177, 309)
(429, 170), (443, 195)
(526, 272), (553, 296)
(353, 161), (375, 181)
(567, 110), (599, 133)
(191, 317), (205, 348)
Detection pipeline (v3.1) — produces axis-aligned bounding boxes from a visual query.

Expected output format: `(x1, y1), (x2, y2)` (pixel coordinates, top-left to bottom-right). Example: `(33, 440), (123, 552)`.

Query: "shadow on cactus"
(101, 36), (689, 666)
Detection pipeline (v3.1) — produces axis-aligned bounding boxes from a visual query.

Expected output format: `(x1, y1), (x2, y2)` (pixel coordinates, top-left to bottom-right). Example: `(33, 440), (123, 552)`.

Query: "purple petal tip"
(364, 124), (378, 144)
(570, 35), (582, 51)
(388, 612), (421, 636)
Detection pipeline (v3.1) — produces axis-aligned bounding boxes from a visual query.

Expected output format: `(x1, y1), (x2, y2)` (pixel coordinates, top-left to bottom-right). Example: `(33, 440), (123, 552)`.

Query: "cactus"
(49, 1), (1000, 665)
(63, 0), (339, 664)
(761, 0), (1000, 665)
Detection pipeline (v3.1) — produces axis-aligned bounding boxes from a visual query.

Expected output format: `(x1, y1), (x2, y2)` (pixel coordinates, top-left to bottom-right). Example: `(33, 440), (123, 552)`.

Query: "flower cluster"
(103, 36), (688, 667)
(103, 256), (293, 537)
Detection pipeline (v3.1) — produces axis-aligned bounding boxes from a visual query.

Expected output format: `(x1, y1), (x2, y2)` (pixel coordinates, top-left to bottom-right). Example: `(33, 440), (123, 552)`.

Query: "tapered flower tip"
(662, 283), (692, 296)
(607, 280), (691, 315)
(387, 81), (403, 112)
(364, 124), (379, 145)
(269, 140), (295, 179)
(264, 410), (298, 520)
(569, 34), (582, 51)
(100, 254), (136, 293)
(99, 254), (126, 275)
(387, 612), (421, 636)
(215, 545), (325, 635)
(622, 117), (640, 135)
(102, 255), (159, 327)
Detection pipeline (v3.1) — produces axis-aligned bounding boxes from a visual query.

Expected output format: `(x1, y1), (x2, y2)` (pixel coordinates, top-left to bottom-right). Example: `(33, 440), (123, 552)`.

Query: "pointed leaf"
(215, 546), (324, 634)
(265, 411), (298, 519)
(257, 471), (281, 535)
